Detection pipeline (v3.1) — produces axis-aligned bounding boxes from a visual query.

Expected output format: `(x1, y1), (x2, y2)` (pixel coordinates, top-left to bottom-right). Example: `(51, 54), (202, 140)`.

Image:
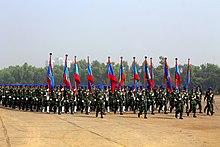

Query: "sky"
(0, 0), (219, 68)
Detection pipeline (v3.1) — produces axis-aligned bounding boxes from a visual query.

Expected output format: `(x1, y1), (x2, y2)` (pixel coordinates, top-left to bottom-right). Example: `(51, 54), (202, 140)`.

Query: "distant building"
(45, 57), (73, 68)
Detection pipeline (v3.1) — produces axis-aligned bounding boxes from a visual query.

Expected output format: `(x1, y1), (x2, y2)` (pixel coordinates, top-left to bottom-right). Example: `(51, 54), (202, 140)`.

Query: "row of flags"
(47, 53), (191, 94)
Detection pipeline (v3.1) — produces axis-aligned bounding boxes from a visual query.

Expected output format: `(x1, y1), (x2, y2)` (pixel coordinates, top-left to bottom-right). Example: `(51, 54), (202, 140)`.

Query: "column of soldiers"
(0, 84), (216, 119)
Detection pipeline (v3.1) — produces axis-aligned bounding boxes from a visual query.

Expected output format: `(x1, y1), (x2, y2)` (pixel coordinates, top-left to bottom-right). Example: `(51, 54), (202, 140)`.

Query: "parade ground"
(0, 96), (219, 147)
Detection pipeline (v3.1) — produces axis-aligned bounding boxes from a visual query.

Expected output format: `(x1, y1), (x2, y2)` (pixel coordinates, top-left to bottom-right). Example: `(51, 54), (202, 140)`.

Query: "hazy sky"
(0, 0), (219, 68)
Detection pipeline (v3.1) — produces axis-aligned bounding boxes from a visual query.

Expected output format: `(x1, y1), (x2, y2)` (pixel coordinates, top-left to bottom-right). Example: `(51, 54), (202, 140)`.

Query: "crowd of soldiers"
(0, 84), (216, 119)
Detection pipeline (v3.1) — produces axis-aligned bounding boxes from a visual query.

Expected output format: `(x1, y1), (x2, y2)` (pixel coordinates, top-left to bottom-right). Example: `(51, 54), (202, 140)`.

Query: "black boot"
(179, 113), (183, 119)
(144, 113), (147, 119)
(96, 111), (98, 117)
(101, 111), (103, 118)
(193, 113), (197, 118)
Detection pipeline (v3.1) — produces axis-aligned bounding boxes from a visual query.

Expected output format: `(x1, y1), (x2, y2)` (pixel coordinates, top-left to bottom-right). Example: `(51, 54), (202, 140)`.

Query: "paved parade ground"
(0, 96), (220, 147)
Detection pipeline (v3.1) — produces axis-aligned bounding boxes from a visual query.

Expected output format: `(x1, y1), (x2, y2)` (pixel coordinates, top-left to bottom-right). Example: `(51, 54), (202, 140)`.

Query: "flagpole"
(107, 56), (110, 88)
(186, 58), (190, 89)
(150, 57), (154, 89)
(175, 58), (178, 87)
(74, 56), (78, 95)
(120, 56), (123, 86)
(88, 56), (90, 92)
(164, 57), (167, 85)
(144, 56), (147, 87)
(133, 57), (136, 85)
(49, 53), (52, 67)
(63, 54), (68, 87)
(48, 53), (53, 92)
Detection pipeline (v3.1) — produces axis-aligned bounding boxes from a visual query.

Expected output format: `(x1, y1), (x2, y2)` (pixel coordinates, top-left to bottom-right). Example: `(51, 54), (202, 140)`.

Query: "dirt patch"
(0, 96), (220, 147)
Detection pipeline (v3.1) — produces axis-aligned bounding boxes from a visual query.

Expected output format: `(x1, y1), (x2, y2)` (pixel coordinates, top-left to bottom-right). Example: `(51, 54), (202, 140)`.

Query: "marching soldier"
(134, 87), (141, 114)
(138, 90), (147, 119)
(118, 88), (125, 115)
(104, 88), (110, 113)
(175, 88), (184, 119)
(53, 86), (58, 114)
(57, 86), (62, 115)
(195, 86), (202, 113)
(73, 89), (78, 113)
(113, 89), (119, 114)
(204, 87), (214, 115)
(35, 86), (42, 112)
(96, 87), (105, 118)
(148, 87), (155, 115)
(68, 89), (74, 114)
(85, 89), (92, 114)
(183, 87), (189, 113)
(170, 87), (178, 113)
(64, 89), (71, 113)
(187, 89), (197, 117)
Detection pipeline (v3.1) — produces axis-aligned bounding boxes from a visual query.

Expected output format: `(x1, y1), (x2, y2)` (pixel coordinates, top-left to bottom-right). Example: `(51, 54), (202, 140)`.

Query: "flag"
(74, 56), (81, 86)
(185, 58), (190, 89)
(108, 57), (117, 92)
(133, 57), (139, 90)
(88, 56), (94, 92)
(175, 58), (181, 88)
(63, 54), (71, 88)
(133, 57), (139, 81)
(118, 57), (125, 86)
(150, 57), (155, 89)
(164, 58), (172, 92)
(47, 53), (55, 91)
(144, 56), (153, 88)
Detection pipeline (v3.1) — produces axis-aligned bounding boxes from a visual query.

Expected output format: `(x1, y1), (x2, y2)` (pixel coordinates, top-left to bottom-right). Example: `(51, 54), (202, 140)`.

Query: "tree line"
(0, 56), (219, 93)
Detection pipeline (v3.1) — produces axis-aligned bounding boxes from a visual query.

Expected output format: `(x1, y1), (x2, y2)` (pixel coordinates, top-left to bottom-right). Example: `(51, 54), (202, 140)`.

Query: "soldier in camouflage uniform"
(104, 88), (110, 113)
(96, 88), (104, 118)
(204, 87), (214, 115)
(35, 86), (42, 112)
(195, 86), (202, 113)
(148, 87), (155, 115)
(68, 89), (74, 114)
(187, 89), (197, 117)
(11, 85), (17, 109)
(0, 85), (3, 105)
(113, 89), (119, 114)
(138, 90), (147, 119)
(170, 87), (178, 113)
(161, 86), (168, 114)
(134, 87), (141, 114)
(183, 87), (189, 113)
(118, 88), (125, 115)
(64, 88), (71, 113)
(85, 89), (92, 114)
(175, 88), (184, 119)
